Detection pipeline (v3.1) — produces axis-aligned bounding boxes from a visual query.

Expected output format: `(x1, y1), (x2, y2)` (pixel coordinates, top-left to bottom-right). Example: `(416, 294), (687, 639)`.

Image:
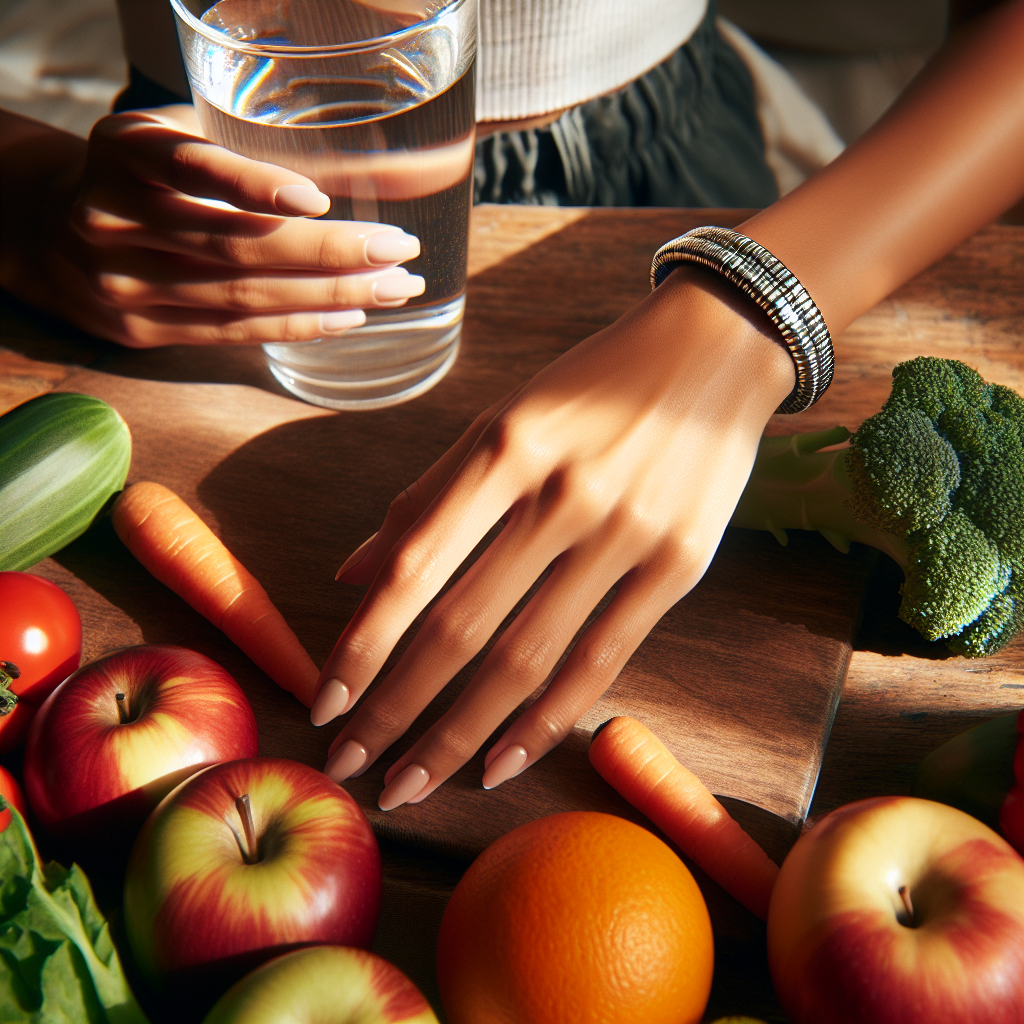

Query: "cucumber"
(0, 393), (131, 570)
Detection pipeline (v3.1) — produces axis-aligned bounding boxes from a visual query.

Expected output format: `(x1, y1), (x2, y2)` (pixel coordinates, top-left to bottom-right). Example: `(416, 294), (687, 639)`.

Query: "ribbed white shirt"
(477, 0), (708, 121)
(118, 0), (708, 122)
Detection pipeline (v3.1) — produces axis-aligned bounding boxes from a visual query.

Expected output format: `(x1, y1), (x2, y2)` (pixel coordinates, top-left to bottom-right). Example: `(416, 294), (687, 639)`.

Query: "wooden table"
(2, 206), (1022, 1023)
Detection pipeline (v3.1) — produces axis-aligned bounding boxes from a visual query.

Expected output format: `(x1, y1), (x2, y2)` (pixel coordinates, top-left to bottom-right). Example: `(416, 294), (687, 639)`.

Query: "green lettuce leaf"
(0, 797), (150, 1024)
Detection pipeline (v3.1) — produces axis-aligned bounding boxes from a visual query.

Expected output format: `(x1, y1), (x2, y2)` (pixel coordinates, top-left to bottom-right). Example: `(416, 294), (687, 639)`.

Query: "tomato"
(0, 763), (27, 832)
(0, 572), (81, 754)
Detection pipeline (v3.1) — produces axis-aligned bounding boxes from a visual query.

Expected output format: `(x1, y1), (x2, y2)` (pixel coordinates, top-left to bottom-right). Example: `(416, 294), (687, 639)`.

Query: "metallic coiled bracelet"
(650, 226), (834, 414)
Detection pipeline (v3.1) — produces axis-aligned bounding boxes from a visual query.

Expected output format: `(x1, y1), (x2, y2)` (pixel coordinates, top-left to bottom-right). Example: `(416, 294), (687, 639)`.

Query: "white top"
(114, 0), (709, 122)
(477, 0), (708, 121)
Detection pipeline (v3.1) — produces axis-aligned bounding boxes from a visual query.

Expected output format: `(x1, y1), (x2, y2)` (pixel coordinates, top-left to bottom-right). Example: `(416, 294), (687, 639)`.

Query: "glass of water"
(170, 0), (477, 409)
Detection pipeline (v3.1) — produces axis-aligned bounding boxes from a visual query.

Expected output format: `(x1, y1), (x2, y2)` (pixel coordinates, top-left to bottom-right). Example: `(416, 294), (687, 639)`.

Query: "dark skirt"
(114, 0), (776, 209)
(474, 2), (777, 208)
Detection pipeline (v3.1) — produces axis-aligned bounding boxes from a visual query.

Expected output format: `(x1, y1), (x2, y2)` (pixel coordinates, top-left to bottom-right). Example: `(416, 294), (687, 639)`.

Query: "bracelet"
(650, 226), (834, 414)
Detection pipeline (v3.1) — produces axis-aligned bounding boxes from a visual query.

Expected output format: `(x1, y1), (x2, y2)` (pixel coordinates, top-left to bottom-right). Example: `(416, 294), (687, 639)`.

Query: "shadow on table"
(854, 553), (959, 660)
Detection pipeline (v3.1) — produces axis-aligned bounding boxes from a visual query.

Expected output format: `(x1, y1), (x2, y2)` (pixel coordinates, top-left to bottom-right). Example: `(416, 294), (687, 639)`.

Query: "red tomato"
(0, 572), (81, 754)
(0, 763), (28, 832)
(0, 700), (36, 757)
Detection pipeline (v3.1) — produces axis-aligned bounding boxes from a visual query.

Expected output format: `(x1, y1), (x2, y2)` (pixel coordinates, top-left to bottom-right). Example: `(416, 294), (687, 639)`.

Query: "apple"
(768, 796), (1024, 1024)
(23, 644), (257, 842)
(201, 946), (438, 1024)
(123, 757), (382, 1001)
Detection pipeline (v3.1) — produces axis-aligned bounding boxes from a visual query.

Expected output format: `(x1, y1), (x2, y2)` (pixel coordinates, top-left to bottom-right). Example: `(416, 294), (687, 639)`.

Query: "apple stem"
(115, 692), (129, 724)
(236, 794), (258, 864)
(898, 884), (914, 926)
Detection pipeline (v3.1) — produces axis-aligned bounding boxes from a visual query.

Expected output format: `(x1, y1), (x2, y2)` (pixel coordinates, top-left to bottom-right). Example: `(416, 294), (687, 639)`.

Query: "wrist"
(651, 227), (832, 413)
(653, 266), (797, 419)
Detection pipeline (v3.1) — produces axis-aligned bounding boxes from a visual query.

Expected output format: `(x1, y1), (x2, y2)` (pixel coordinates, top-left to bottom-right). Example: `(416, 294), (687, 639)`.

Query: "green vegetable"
(0, 393), (131, 571)
(730, 357), (1024, 656)
(0, 797), (149, 1024)
(911, 712), (1019, 830)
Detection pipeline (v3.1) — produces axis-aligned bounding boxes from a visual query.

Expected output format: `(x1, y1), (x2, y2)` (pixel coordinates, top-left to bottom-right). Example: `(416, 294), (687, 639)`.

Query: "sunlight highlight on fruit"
(437, 811), (713, 1024)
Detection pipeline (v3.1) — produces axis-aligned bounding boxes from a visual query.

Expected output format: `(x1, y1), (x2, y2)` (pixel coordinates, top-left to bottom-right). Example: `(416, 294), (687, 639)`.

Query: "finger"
(111, 305), (368, 348)
(480, 547), (704, 788)
(27, 248), (371, 349)
(89, 253), (425, 313)
(74, 187), (420, 272)
(312, 416), (536, 719)
(336, 387), (527, 586)
(321, 499), (579, 782)
(369, 531), (648, 807)
(90, 108), (334, 218)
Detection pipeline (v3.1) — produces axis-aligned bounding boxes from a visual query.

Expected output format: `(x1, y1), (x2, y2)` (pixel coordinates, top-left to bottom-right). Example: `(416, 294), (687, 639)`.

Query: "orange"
(436, 811), (714, 1024)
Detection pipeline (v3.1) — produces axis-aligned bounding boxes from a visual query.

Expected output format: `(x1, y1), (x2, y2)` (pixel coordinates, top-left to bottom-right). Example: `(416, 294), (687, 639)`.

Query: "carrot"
(589, 716), (779, 920)
(112, 481), (319, 707)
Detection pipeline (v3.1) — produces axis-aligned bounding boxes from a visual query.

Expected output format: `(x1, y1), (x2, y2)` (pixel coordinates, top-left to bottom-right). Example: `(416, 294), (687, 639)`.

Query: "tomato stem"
(236, 793), (258, 864)
(0, 662), (19, 715)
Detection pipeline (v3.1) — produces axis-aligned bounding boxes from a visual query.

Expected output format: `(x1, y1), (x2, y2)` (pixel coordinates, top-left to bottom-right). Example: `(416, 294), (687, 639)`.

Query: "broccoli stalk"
(729, 357), (1024, 658)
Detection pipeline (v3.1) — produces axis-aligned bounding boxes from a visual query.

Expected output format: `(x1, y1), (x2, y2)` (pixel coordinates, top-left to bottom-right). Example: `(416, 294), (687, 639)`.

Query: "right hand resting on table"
(0, 104), (423, 347)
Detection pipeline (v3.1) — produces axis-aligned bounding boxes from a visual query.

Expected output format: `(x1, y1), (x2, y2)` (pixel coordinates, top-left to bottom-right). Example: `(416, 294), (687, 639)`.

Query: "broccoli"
(729, 357), (1024, 657)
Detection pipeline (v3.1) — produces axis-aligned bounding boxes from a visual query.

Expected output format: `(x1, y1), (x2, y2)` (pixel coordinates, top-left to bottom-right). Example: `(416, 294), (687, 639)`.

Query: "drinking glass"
(170, 0), (477, 409)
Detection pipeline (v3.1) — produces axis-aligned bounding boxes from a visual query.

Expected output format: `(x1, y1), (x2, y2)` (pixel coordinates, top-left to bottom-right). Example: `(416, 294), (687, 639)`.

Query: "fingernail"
(373, 269), (426, 303)
(482, 744), (528, 790)
(324, 739), (368, 783)
(310, 677), (352, 726)
(378, 764), (430, 811)
(336, 532), (378, 581)
(275, 184), (331, 217)
(321, 309), (366, 334)
(365, 230), (420, 265)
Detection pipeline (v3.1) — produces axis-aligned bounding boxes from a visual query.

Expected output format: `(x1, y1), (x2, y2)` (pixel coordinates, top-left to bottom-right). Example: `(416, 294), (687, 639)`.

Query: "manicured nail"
(310, 677), (351, 726)
(365, 230), (420, 265)
(275, 184), (331, 217)
(336, 532), (378, 581)
(378, 764), (430, 811)
(324, 739), (367, 783)
(482, 744), (528, 790)
(373, 269), (426, 303)
(320, 309), (366, 334)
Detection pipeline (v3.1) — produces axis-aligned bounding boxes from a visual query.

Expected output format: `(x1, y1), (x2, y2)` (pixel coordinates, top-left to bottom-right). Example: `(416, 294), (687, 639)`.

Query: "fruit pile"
(0, 570), (437, 1024)
(2, 391), (1023, 1023)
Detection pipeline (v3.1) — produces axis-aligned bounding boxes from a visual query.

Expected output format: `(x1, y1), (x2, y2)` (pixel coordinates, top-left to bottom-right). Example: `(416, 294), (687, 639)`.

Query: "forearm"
(740, 0), (1024, 334)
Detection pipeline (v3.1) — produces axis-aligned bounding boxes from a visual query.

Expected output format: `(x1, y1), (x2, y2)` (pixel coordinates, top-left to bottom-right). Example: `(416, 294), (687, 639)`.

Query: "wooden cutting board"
(5, 206), (874, 867)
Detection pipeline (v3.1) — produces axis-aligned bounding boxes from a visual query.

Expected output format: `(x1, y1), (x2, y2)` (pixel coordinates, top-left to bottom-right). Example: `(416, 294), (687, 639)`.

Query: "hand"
(0, 106), (422, 347)
(311, 269), (796, 808)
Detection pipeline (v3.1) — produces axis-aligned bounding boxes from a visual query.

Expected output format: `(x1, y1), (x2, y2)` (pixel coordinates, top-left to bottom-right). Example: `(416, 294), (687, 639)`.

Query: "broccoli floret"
(729, 357), (1024, 657)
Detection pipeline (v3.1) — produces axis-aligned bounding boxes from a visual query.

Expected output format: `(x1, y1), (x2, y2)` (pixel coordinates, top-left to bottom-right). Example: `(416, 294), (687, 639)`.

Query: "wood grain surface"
(1, 206), (869, 858)
(2, 207), (1022, 1023)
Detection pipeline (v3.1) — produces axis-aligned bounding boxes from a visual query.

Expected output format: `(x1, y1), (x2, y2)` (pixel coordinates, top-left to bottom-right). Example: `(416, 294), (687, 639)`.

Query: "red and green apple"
(768, 796), (1024, 1024)
(124, 757), (382, 996)
(202, 946), (438, 1024)
(23, 644), (257, 841)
